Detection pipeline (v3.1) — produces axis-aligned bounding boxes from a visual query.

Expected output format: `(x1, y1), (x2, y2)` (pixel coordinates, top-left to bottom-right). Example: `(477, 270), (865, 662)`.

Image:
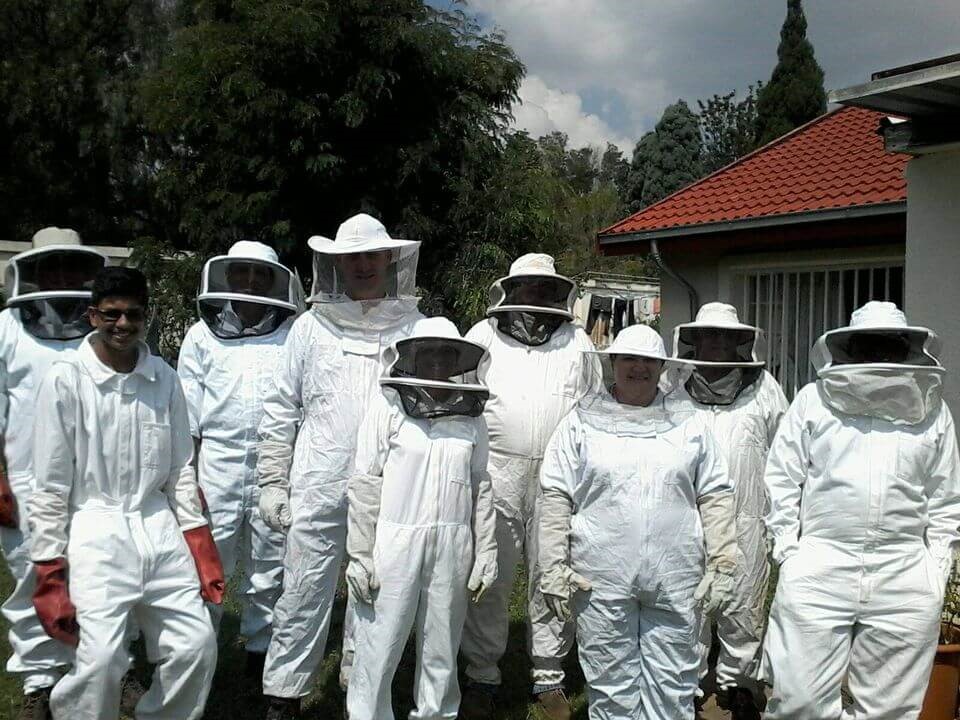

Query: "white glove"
(695, 569), (735, 616)
(467, 551), (498, 602)
(259, 485), (291, 532)
(346, 560), (379, 604)
(541, 564), (592, 621)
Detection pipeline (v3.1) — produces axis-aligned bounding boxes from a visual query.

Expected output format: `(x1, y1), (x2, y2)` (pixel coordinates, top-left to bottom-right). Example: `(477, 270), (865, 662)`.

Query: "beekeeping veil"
(381, 317), (490, 419)
(5, 227), (106, 340)
(197, 241), (302, 339)
(486, 253), (577, 346)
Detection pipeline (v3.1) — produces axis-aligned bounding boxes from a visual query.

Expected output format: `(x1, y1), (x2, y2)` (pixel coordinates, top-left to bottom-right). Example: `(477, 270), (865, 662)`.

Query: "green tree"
(598, 143), (630, 201)
(698, 83), (763, 173)
(141, 0), (523, 264)
(627, 101), (702, 211)
(0, 0), (171, 243)
(755, 0), (826, 145)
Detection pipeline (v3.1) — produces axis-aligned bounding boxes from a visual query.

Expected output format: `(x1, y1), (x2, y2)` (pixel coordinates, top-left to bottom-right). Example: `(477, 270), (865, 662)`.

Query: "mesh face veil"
(486, 274), (576, 346)
(381, 333), (490, 419)
(197, 255), (301, 339)
(4, 246), (106, 340)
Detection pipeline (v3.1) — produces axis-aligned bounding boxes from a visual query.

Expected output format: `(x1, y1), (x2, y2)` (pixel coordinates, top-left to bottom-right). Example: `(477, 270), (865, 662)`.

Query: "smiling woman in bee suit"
(669, 303), (788, 719)
(255, 214), (424, 719)
(459, 253), (596, 720)
(177, 241), (303, 682)
(0, 227), (106, 717)
(537, 324), (736, 720)
(762, 301), (960, 720)
(345, 316), (498, 720)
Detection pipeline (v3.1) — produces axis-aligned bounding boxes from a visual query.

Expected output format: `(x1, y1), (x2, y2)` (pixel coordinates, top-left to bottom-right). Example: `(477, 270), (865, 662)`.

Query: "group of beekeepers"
(0, 216), (957, 720)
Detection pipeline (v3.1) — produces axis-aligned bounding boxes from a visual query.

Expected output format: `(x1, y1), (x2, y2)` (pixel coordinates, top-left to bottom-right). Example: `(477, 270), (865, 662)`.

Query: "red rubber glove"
(0, 466), (17, 529)
(32, 558), (79, 647)
(183, 526), (226, 605)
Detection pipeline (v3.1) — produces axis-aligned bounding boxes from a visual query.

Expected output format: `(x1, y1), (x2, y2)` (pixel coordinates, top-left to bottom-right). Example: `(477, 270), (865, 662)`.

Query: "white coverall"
(177, 317), (291, 651)
(347, 395), (497, 720)
(762, 383), (960, 719)
(29, 339), (217, 720)
(258, 302), (423, 698)
(540, 392), (732, 720)
(0, 309), (77, 692)
(687, 371), (788, 691)
(460, 317), (594, 690)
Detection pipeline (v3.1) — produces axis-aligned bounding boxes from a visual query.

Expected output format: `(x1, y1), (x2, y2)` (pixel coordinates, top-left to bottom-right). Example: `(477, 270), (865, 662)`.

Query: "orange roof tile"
(599, 107), (907, 238)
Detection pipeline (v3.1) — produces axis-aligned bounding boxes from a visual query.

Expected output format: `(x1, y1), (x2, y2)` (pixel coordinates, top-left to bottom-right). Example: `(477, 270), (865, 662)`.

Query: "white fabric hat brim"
(307, 235), (420, 255)
(587, 348), (693, 366)
(676, 319), (759, 334)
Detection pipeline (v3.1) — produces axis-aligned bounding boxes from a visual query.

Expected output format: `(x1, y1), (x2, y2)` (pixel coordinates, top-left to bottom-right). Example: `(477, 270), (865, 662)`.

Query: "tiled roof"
(599, 107), (907, 238)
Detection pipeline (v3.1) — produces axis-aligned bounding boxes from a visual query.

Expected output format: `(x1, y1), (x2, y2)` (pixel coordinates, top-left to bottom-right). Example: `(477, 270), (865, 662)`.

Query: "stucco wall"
(657, 245), (726, 350)
(905, 150), (960, 420)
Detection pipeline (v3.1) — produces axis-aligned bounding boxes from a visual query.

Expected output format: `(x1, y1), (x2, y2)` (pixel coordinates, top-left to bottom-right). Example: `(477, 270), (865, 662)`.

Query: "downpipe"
(650, 238), (699, 321)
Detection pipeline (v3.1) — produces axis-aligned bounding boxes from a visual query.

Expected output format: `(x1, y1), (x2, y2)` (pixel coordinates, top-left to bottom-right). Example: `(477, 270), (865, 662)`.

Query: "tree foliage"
(755, 0), (827, 145)
(626, 101), (703, 211)
(0, 0), (171, 244)
(698, 84), (763, 174)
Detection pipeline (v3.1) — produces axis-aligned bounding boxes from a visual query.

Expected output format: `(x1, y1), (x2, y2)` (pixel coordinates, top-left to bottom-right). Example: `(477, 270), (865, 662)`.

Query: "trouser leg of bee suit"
(699, 519), (769, 696)
(348, 526), (472, 720)
(577, 595), (699, 720)
(262, 498), (347, 698)
(339, 591), (356, 689)
(1, 476), (72, 692)
(763, 540), (941, 720)
(50, 543), (217, 718)
(206, 503), (284, 654)
(461, 456), (573, 691)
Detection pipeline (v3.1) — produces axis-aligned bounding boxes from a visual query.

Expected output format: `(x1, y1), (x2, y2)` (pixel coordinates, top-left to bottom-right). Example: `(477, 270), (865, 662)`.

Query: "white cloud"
(512, 75), (632, 152)
(470, 0), (960, 149)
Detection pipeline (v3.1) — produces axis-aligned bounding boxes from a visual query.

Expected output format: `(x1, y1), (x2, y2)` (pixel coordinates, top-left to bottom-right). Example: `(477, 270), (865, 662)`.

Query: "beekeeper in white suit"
(346, 317), (498, 720)
(459, 253), (595, 720)
(178, 241), (302, 680)
(538, 324), (736, 720)
(0, 227), (106, 719)
(763, 301), (960, 720)
(671, 303), (787, 719)
(257, 214), (424, 720)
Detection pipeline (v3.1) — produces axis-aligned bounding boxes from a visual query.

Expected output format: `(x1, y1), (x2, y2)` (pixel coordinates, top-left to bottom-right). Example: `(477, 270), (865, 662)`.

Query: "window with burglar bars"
(733, 262), (904, 399)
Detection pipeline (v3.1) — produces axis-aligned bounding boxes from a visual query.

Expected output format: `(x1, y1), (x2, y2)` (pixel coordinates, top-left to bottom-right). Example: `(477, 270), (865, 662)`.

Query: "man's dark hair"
(91, 267), (149, 308)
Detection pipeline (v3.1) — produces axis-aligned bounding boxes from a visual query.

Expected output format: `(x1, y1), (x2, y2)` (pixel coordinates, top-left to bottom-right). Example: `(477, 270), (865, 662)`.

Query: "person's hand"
(33, 558), (79, 647)
(541, 564), (591, 621)
(467, 552), (498, 603)
(259, 485), (291, 532)
(695, 569), (734, 616)
(346, 560), (379, 604)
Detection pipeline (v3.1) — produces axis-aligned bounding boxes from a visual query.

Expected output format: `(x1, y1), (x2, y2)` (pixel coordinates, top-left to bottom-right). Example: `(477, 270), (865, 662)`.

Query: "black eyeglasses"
(91, 307), (146, 323)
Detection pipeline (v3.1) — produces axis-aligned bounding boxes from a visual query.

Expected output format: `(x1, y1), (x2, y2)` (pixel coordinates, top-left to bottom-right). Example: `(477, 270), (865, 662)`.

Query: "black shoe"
(265, 696), (301, 720)
(457, 683), (496, 720)
(729, 687), (761, 720)
(120, 672), (147, 716)
(18, 688), (52, 720)
(245, 651), (267, 681)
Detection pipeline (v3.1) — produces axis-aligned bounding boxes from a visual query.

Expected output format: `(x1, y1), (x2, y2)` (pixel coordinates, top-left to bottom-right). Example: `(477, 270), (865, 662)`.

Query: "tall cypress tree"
(755, 0), (827, 145)
(627, 100), (703, 211)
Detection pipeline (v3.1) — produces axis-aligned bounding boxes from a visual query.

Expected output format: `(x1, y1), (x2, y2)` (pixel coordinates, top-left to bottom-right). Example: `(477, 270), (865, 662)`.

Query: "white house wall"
(905, 150), (960, 420)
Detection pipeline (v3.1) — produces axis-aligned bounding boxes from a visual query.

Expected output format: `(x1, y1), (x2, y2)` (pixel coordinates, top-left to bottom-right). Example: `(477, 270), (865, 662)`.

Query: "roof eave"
(829, 59), (960, 117)
(597, 201), (906, 247)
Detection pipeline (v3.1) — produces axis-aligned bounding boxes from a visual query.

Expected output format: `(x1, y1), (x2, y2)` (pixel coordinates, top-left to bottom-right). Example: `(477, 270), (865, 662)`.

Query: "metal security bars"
(734, 263), (904, 398)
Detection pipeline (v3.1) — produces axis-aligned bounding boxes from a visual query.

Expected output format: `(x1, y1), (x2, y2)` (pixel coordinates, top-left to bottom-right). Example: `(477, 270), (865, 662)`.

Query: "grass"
(0, 560), (590, 719)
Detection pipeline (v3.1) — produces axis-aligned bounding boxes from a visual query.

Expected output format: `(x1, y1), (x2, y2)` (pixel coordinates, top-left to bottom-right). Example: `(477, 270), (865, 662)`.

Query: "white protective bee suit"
(671, 303), (788, 706)
(177, 241), (302, 653)
(29, 338), (218, 720)
(346, 317), (499, 720)
(538, 325), (737, 720)
(762, 301), (960, 720)
(460, 253), (596, 695)
(257, 214), (424, 700)
(0, 228), (105, 693)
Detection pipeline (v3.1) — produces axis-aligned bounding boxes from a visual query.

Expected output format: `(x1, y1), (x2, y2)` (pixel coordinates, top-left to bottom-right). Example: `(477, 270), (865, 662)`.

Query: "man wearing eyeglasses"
(28, 267), (225, 719)
(0, 228), (105, 719)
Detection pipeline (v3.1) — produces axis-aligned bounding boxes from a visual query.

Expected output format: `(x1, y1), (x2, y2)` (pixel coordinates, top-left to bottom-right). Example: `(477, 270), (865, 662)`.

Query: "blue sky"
(437, 1), (960, 152)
